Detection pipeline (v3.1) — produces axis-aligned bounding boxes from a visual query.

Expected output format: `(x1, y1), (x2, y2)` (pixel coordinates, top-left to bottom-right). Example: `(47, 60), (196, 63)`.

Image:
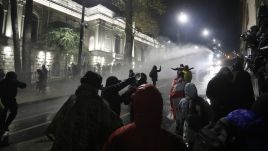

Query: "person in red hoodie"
(103, 84), (186, 151)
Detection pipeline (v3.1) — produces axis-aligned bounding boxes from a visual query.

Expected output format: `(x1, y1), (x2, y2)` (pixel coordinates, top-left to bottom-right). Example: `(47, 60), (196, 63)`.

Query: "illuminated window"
(89, 36), (95, 51)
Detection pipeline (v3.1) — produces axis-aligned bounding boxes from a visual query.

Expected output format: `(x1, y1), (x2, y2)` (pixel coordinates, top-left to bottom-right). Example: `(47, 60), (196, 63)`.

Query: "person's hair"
(105, 76), (120, 87)
(217, 67), (233, 80)
(5, 71), (17, 80)
(80, 71), (102, 89)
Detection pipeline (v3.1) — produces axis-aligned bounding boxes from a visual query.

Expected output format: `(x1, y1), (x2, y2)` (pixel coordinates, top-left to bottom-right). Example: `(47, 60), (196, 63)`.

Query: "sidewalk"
(16, 79), (80, 104)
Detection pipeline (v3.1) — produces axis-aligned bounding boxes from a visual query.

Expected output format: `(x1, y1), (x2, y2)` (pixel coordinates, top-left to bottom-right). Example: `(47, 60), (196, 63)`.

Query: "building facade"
(0, 0), (160, 81)
(241, 0), (268, 54)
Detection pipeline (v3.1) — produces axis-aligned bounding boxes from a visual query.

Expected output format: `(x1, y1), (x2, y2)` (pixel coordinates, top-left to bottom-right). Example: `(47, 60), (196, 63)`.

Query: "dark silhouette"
(41, 65), (48, 83)
(129, 69), (135, 78)
(102, 76), (135, 115)
(0, 72), (26, 139)
(36, 69), (46, 93)
(233, 62), (255, 109)
(149, 65), (161, 86)
(103, 84), (187, 151)
(0, 69), (5, 81)
(206, 67), (237, 121)
(50, 71), (122, 151)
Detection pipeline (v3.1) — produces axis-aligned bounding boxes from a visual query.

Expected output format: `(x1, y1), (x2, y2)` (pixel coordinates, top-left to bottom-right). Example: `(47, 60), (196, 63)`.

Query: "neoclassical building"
(0, 0), (160, 80)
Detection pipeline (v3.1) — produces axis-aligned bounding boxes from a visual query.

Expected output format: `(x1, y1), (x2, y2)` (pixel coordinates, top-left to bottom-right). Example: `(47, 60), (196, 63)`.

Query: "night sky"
(76, 0), (243, 52)
(159, 0), (243, 52)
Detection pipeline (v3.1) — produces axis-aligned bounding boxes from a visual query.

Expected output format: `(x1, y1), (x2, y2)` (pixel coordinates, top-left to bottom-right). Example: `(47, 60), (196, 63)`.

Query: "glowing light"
(206, 98), (211, 105)
(213, 38), (216, 43)
(89, 36), (95, 51)
(218, 43), (221, 47)
(216, 60), (222, 65)
(202, 29), (210, 37)
(178, 12), (189, 24)
(3, 46), (12, 57)
(227, 55), (230, 59)
(5, 29), (12, 37)
(216, 54), (220, 58)
(194, 46), (199, 49)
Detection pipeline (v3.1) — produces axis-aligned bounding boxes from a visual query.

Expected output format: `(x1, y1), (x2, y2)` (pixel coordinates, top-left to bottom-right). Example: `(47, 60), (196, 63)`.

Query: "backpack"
(149, 71), (153, 78)
(186, 97), (210, 132)
(193, 118), (237, 151)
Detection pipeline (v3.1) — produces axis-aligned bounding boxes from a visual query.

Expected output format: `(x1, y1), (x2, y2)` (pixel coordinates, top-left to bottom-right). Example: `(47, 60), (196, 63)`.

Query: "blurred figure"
(149, 65), (161, 86)
(102, 76), (135, 115)
(169, 70), (186, 134)
(178, 83), (211, 149)
(36, 69), (46, 93)
(122, 73), (147, 122)
(41, 65), (48, 85)
(50, 71), (122, 151)
(0, 72), (26, 141)
(171, 64), (184, 71)
(206, 67), (237, 121)
(103, 84), (187, 151)
(232, 62), (255, 109)
(182, 65), (193, 83)
(0, 69), (5, 81)
(129, 69), (135, 78)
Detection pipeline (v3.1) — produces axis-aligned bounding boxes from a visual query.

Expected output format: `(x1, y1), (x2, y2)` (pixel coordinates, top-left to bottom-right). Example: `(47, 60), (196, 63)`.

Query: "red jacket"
(103, 84), (186, 151)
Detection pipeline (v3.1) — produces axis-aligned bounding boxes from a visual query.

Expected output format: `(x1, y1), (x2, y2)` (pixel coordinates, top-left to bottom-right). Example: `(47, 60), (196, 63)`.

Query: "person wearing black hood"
(102, 76), (135, 115)
(232, 62), (255, 109)
(149, 65), (161, 86)
(50, 71), (122, 151)
(206, 67), (237, 121)
(0, 72), (26, 138)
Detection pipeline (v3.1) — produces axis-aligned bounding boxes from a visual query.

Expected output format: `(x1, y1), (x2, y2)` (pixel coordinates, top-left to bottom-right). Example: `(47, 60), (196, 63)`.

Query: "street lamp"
(178, 12), (189, 24)
(202, 29), (210, 37)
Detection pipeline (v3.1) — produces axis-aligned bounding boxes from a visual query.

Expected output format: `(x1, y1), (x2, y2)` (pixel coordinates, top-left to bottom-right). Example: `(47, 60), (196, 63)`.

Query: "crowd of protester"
(1, 60), (268, 150)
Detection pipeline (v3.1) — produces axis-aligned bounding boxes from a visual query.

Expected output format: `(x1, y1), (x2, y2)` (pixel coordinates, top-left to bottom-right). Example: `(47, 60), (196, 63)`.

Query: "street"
(3, 63), (218, 147)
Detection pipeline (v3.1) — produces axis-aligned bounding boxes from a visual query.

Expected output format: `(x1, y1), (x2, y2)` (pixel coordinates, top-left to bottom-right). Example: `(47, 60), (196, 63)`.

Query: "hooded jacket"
(103, 84), (186, 151)
(179, 83), (211, 144)
(51, 84), (122, 151)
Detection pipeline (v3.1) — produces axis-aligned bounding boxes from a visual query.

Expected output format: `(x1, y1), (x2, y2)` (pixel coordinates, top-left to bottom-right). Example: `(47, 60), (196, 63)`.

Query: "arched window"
(89, 36), (95, 51)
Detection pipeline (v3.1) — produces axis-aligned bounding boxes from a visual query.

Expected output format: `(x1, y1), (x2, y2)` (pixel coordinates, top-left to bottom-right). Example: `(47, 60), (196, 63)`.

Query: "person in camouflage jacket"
(50, 71), (123, 151)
